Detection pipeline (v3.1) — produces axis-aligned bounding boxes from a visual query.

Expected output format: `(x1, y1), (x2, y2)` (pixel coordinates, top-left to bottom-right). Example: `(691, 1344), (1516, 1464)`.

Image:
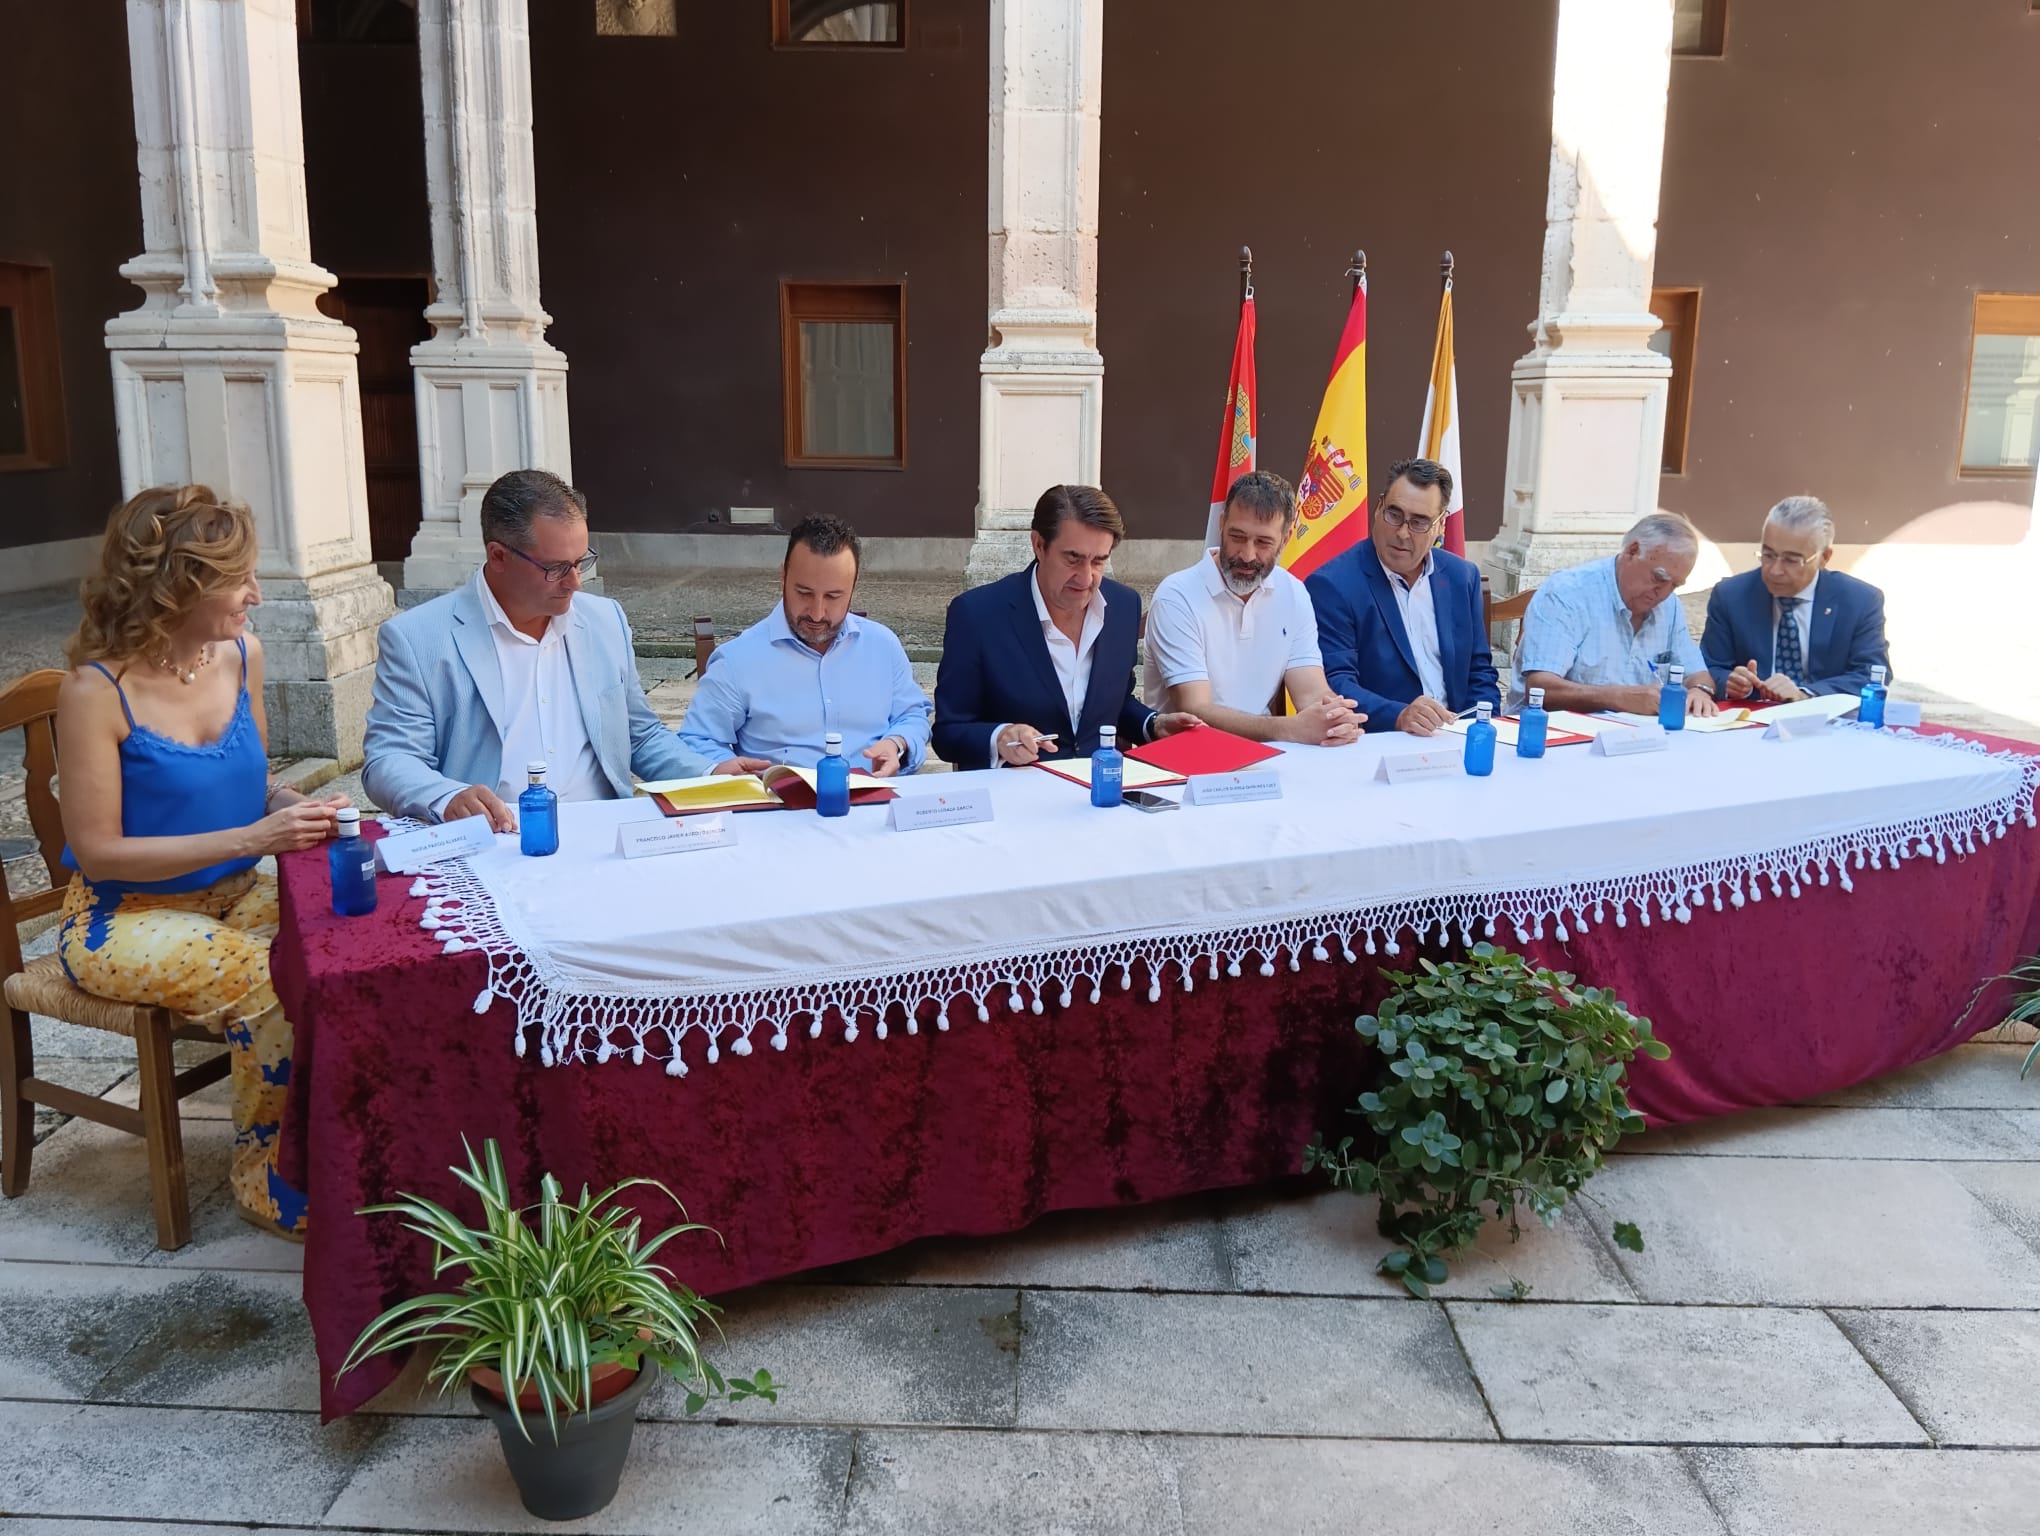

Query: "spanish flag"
(1281, 274), (1368, 580)
(1419, 275), (1467, 556)
(1202, 293), (1258, 547)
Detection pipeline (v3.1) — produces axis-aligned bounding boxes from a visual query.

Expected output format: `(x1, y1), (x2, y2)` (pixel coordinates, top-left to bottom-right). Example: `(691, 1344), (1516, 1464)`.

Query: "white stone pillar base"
(255, 564), (393, 763)
(967, 321), (1103, 585)
(402, 339), (572, 594)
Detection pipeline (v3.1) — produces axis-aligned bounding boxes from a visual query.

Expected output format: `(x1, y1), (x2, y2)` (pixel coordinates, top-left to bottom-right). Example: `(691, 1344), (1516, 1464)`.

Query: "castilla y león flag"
(1281, 276), (1368, 580)
(1420, 276), (1467, 556)
(1202, 294), (1258, 548)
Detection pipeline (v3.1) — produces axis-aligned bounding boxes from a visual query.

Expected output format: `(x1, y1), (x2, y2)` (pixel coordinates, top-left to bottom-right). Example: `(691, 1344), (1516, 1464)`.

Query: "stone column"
(106, 0), (392, 764)
(965, 0), (1105, 585)
(401, 0), (572, 595)
(1488, 0), (1676, 592)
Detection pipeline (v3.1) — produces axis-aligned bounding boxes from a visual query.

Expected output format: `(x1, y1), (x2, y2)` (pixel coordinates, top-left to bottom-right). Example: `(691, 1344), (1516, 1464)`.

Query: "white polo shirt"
(1144, 551), (1323, 714)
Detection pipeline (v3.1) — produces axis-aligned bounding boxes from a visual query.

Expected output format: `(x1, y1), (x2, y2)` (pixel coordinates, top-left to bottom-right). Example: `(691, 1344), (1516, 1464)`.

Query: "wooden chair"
(1480, 574), (1537, 640)
(689, 617), (717, 677)
(0, 668), (230, 1251)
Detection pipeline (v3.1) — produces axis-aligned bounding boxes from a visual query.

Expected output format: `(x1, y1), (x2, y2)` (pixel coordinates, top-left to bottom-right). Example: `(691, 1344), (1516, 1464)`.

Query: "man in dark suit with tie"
(1303, 457), (1501, 736)
(1701, 495), (1891, 702)
(934, 485), (1199, 771)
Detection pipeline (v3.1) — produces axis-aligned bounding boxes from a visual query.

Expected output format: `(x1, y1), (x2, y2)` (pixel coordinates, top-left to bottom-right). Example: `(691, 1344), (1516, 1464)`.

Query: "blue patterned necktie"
(1775, 596), (1805, 685)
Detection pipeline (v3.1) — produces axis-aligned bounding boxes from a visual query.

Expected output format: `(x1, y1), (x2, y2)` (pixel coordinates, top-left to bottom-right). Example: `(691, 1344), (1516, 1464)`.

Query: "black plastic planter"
(471, 1366), (655, 1521)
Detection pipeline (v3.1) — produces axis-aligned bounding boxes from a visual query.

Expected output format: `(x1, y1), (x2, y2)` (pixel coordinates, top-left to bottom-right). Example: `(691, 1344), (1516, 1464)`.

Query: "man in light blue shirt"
(1518, 511), (1719, 719)
(678, 515), (932, 774)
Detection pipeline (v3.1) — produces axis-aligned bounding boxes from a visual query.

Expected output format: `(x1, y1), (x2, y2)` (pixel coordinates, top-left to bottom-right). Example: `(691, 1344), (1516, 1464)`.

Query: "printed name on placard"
(374, 814), (496, 874)
(1592, 723), (1670, 757)
(1763, 713), (1831, 742)
(1186, 769), (1283, 806)
(1375, 748), (1463, 785)
(617, 813), (736, 859)
(889, 786), (995, 832)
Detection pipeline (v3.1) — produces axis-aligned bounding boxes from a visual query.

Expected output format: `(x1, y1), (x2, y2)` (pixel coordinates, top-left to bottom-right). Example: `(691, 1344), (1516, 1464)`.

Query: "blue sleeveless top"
(62, 638), (266, 896)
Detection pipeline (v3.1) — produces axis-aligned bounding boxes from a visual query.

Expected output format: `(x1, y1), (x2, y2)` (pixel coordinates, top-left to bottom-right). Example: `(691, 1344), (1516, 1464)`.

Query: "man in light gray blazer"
(363, 470), (754, 828)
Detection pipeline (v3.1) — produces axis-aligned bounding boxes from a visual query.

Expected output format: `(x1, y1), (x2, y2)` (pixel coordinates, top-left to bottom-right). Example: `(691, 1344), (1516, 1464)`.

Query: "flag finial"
(1239, 246), (1254, 303)
(1440, 250), (1455, 289)
(1348, 250), (1366, 295)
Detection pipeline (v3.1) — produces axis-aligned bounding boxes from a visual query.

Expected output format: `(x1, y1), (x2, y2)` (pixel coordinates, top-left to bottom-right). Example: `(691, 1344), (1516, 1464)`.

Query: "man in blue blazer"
(933, 485), (1198, 771)
(1702, 495), (1891, 701)
(363, 470), (745, 827)
(1303, 458), (1500, 735)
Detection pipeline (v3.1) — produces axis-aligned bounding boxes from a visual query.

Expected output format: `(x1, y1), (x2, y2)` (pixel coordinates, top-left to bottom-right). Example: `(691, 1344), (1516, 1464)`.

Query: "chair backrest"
(1480, 576), (1536, 636)
(0, 668), (71, 978)
(691, 617), (717, 675)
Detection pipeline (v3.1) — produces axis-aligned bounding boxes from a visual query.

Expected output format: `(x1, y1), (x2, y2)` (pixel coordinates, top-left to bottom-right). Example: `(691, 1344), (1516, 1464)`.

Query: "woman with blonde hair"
(55, 484), (346, 1238)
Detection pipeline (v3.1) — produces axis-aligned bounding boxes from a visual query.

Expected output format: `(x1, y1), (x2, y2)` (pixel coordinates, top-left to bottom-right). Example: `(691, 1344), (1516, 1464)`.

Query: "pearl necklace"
(150, 643), (215, 686)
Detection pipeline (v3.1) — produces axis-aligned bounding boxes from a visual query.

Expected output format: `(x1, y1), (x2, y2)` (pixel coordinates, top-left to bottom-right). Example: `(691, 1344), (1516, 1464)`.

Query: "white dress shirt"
(465, 568), (606, 808)
(1384, 551), (1450, 704)
(1144, 551), (1322, 713)
(990, 571), (1108, 764)
(1773, 570), (1819, 675)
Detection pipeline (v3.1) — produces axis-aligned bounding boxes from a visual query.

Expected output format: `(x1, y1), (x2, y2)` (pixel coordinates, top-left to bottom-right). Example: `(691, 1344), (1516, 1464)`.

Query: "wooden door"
(320, 277), (430, 563)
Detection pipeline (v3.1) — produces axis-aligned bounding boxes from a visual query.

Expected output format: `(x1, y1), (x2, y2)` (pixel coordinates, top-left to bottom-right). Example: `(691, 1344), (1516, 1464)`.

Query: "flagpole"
(1349, 249), (1366, 297)
(1240, 245), (1253, 304)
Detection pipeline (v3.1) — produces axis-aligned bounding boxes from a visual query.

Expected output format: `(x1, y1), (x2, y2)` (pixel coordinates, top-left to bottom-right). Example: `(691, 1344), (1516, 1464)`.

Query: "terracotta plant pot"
(470, 1359), (640, 1413)
(471, 1365), (654, 1521)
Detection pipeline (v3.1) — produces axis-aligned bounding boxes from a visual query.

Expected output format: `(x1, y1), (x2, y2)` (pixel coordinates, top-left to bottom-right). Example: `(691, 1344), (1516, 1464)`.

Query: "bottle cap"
(527, 761), (548, 782)
(1099, 726), (1117, 745)
(335, 806), (360, 829)
(1475, 702), (1492, 720)
(1668, 665), (1685, 684)
(824, 731), (843, 752)
(1871, 665), (1887, 683)
(1527, 687), (1545, 708)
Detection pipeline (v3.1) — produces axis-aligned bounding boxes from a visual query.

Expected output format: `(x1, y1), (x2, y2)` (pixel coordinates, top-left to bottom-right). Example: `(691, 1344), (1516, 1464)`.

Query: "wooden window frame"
(0, 262), (67, 473)
(1649, 287), (1701, 476)
(1673, 0), (1728, 58)
(1957, 292), (2040, 480)
(780, 281), (907, 471)
(771, 0), (907, 50)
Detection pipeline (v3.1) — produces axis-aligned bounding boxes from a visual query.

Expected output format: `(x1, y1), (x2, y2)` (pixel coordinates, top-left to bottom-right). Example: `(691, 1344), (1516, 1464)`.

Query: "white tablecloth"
(412, 726), (2040, 1073)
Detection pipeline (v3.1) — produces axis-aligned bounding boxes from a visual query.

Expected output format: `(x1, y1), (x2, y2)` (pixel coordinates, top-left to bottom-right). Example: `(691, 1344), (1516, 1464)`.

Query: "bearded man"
(1144, 470), (1362, 746)
(1303, 457), (1501, 738)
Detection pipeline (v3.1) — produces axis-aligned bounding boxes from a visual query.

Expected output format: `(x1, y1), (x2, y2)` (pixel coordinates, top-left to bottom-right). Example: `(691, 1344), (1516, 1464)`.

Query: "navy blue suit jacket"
(1700, 567), (1890, 697)
(1304, 541), (1500, 732)
(933, 566), (1156, 771)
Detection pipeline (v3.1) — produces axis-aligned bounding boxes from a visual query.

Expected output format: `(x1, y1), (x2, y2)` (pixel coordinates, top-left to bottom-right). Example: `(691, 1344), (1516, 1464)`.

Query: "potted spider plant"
(340, 1138), (777, 1522)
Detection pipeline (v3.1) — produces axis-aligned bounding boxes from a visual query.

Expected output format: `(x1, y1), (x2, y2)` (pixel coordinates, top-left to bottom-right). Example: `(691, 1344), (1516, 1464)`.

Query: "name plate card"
(618, 813), (735, 859)
(1375, 748), (1463, 785)
(1764, 712), (1832, 742)
(1884, 700), (1922, 728)
(889, 786), (995, 832)
(1592, 723), (1670, 757)
(1186, 769), (1283, 806)
(375, 814), (496, 874)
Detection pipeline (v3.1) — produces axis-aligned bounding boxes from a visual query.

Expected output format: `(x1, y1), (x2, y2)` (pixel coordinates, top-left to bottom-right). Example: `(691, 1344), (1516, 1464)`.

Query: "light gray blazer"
(361, 581), (713, 822)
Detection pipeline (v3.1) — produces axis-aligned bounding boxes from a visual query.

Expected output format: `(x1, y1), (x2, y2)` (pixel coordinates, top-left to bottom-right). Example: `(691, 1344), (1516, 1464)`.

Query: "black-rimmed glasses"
(499, 543), (599, 583)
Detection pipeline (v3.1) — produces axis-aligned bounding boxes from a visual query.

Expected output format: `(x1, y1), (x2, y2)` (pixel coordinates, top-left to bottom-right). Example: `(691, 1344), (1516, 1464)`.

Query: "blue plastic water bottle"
(1516, 686), (1549, 759)
(1091, 725), (1125, 807)
(1658, 664), (1687, 731)
(816, 732), (851, 817)
(518, 762), (559, 857)
(1859, 664), (1888, 728)
(327, 806), (378, 917)
(1463, 702), (1497, 777)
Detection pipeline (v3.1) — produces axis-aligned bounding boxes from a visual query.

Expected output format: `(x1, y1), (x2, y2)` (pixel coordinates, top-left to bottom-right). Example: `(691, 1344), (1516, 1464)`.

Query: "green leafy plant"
(1972, 955), (2040, 1078)
(339, 1137), (777, 1441)
(1303, 944), (1665, 1296)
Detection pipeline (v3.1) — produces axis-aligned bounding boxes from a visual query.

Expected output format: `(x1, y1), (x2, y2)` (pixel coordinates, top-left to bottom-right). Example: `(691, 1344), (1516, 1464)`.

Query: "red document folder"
(1127, 725), (1282, 777)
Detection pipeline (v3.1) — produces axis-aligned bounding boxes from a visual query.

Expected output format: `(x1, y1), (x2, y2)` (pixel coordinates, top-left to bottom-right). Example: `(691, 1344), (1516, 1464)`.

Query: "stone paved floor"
(1, 1026), (2039, 1533)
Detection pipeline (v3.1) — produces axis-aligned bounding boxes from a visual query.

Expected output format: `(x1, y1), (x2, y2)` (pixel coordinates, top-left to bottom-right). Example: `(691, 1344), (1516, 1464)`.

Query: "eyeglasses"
(1758, 547), (1820, 572)
(1379, 508), (1442, 536)
(498, 542), (599, 583)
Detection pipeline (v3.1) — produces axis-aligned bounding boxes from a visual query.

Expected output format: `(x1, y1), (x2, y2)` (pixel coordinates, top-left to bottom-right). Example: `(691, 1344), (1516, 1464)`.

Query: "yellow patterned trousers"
(57, 870), (308, 1237)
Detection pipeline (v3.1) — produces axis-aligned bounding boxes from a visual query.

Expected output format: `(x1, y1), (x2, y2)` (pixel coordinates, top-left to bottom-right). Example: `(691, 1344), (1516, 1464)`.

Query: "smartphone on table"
(1123, 790), (1179, 813)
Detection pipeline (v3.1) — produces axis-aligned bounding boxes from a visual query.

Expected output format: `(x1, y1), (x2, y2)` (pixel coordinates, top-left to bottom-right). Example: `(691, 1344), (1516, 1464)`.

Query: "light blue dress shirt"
(1519, 556), (1707, 688)
(677, 604), (932, 771)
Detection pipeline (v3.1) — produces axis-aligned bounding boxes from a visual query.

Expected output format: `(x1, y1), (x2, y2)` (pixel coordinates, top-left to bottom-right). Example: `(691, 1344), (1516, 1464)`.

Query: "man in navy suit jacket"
(1303, 458), (1501, 735)
(934, 486), (1198, 771)
(1701, 495), (1891, 701)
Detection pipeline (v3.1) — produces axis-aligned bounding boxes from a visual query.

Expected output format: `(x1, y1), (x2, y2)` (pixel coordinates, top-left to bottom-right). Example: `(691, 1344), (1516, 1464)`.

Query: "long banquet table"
(276, 723), (2040, 1418)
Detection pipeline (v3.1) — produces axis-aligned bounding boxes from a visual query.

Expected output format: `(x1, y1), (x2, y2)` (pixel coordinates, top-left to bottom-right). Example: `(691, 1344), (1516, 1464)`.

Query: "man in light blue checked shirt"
(677, 515), (932, 775)
(1517, 511), (1720, 719)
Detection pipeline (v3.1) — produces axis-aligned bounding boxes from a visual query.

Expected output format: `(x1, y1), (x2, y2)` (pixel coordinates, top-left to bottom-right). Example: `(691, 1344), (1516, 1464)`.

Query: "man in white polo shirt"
(1144, 471), (1364, 745)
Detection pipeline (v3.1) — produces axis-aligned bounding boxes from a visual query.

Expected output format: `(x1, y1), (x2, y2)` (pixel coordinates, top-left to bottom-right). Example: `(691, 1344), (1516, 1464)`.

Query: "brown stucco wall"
(1098, 0), (1559, 542)
(0, 0), (140, 552)
(1656, 0), (2040, 545)
(525, 1), (988, 540)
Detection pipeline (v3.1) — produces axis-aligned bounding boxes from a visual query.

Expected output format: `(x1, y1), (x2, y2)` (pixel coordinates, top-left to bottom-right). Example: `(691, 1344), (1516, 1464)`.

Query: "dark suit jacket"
(932, 565), (1156, 771)
(1700, 567), (1890, 697)
(1304, 541), (1500, 732)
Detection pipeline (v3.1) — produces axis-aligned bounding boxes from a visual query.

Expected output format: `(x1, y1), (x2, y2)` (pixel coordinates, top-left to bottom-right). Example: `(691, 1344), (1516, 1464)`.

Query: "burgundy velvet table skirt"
(277, 736), (2040, 1420)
